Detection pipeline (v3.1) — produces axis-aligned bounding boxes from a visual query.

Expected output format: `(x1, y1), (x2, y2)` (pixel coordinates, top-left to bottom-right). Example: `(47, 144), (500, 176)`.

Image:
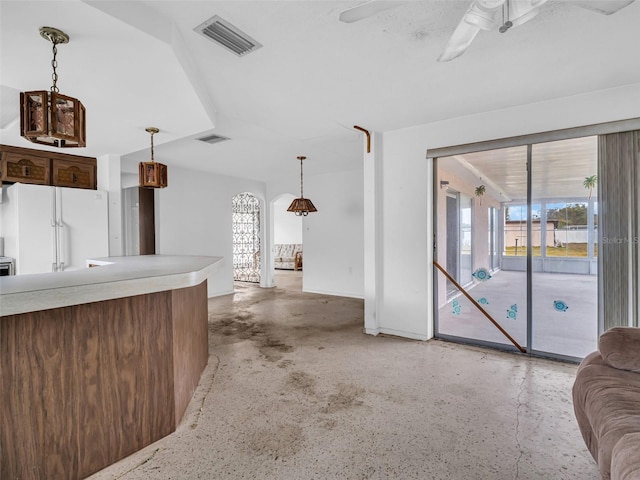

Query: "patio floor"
(438, 270), (598, 359)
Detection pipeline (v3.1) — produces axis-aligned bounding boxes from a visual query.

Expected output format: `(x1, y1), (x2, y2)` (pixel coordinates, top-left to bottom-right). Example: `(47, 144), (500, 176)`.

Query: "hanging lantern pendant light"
(139, 127), (168, 188)
(287, 156), (317, 216)
(20, 26), (86, 148)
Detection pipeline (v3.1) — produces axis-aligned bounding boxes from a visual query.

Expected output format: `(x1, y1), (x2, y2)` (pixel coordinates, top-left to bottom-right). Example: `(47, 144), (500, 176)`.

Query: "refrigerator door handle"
(51, 187), (59, 271)
(51, 220), (58, 272)
(57, 220), (66, 271)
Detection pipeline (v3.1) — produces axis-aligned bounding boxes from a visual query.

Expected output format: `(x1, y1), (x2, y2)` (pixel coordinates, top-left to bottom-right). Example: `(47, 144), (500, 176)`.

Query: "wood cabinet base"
(1, 281), (208, 480)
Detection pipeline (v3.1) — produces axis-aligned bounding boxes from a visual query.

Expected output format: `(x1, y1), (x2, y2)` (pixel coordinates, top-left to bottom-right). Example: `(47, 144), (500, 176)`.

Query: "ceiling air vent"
(197, 133), (230, 145)
(194, 15), (262, 57)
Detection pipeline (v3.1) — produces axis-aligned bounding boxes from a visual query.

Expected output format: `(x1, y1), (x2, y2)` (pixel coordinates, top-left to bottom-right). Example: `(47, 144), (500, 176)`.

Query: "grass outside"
(504, 243), (598, 257)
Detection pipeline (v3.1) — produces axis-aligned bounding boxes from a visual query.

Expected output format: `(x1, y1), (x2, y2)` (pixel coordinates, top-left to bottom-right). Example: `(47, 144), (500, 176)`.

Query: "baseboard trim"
(302, 288), (364, 300)
(377, 327), (431, 341)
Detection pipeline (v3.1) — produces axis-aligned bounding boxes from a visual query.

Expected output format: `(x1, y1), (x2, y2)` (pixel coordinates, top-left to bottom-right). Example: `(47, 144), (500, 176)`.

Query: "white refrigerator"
(0, 182), (109, 274)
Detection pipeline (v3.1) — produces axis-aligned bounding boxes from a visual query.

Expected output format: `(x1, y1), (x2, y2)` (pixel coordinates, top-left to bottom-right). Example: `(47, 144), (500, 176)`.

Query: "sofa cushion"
(599, 327), (640, 373)
(611, 432), (640, 480)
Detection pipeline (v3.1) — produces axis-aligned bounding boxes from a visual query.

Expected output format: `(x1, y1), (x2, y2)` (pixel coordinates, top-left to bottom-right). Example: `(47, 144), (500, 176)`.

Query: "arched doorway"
(232, 192), (261, 283)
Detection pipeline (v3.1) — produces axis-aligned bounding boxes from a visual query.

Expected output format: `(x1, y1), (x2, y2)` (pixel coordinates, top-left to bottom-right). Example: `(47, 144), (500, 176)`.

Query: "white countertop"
(0, 255), (223, 317)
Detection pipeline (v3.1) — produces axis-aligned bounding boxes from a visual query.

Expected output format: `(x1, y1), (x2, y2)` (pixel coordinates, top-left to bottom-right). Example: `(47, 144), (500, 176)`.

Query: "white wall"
(374, 82), (640, 341)
(302, 169), (364, 298)
(377, 129), (432, 340)
(273, 194), (302, 244)
(155, 165), (266, 297)
(97, 154), (123, 257)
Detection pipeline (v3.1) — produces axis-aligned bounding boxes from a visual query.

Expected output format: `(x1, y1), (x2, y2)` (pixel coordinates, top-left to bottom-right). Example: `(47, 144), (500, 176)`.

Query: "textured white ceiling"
(1, 1), (639, 182)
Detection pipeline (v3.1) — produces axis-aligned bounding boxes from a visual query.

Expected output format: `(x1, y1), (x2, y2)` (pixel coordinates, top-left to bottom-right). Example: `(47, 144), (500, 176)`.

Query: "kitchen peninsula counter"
(1, 255), (221, 480)
(0, 254), (222, 316)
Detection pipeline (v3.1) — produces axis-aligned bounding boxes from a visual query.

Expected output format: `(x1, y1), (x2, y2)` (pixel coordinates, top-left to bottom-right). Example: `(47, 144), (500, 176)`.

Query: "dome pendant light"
(287, 156), (317, 216)
(20, 26), (86, 148)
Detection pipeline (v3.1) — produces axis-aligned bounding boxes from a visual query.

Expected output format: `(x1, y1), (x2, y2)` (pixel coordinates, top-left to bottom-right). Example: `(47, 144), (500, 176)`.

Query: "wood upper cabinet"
(1, 152), (51, 185)
(52, 158), (95, 189)
(0, 144), (97, 190)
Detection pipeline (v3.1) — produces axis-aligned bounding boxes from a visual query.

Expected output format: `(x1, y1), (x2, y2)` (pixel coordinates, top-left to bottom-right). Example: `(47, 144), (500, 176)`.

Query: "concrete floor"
(90, 271), (598, 480)
(439, 270), (598, 359)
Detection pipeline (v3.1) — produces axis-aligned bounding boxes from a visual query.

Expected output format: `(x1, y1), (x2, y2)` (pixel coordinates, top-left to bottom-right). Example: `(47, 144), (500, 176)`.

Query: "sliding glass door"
(434, 136), (599, 360)
(435, 146), (528, 352)
(530, 138), (599, 358)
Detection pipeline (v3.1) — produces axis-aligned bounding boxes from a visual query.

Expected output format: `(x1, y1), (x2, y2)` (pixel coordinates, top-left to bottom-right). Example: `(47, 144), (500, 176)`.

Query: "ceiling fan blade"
(338, 0), (406, 23)
(567, 0), (635, 15)
(438, 0), (506, 62)
(438, 19), (482, 62)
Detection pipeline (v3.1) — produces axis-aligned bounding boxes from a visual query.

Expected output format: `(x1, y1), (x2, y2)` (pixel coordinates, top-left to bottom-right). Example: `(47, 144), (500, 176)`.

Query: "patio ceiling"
(440, 135), (598, 202)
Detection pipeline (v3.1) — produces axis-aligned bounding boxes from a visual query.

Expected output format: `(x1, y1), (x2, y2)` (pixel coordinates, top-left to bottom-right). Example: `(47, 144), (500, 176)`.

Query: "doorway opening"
(272, 193), (303, 289)
(122, 186), (155, 255)
(232, 192), (261, 283)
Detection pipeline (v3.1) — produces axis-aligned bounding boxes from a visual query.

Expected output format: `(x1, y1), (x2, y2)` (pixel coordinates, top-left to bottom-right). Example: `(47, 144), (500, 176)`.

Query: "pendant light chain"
(145, 127), (159, 161)
(300, 157), (304, 198)
(150, 131), (155, 161)
(51, 41), (60, 93)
